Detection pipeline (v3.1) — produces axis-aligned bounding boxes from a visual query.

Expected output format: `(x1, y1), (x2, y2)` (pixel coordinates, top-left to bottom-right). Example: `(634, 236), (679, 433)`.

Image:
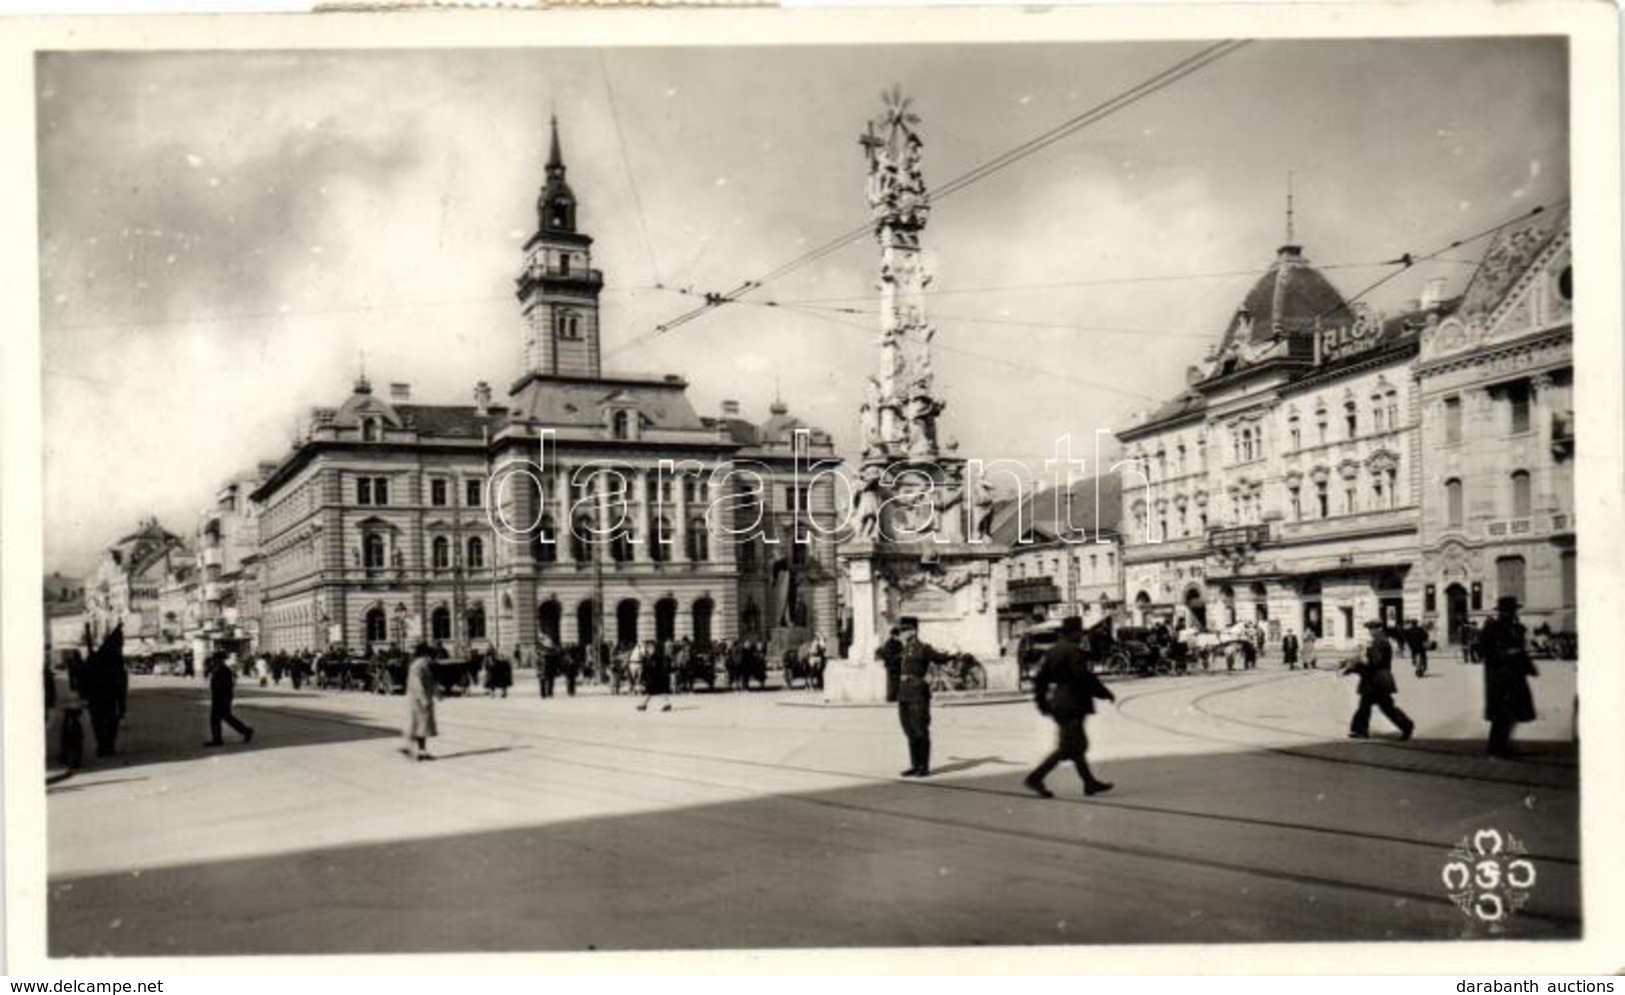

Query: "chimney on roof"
(390, 382), (411, 402)
(1420, 277), (1447, 310)
(474, 381), (492, 415)
(721, 399), (741, 418)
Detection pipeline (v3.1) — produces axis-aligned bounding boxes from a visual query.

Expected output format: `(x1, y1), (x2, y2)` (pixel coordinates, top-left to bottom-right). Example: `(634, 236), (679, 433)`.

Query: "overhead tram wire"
(633, 39), (1254, 349)
(758, 298), (1164, 404)
(1312, 198), (1567, 323)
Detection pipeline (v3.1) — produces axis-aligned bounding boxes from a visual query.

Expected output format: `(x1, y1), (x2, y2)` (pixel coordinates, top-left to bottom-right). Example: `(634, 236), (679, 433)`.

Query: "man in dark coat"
(1342, 620), (1414, 740)
(1404, 620), (1430, 677)
(1479, 596), (1537, 757)
(895, 618), (944, 777)
(83, 624), (127, 757)
(204, 652), (255, 747)
(637, 640), (672, 712)
(1281, 630), (1300, 670)
(878, 627), (903, 704)
(1024, 616), (1115, 798)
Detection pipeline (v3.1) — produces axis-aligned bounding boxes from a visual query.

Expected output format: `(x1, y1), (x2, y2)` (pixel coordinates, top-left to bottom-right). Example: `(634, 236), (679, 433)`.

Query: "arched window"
(431, 606), (451, 641)
(466, 606), (487, 641)
(362, 418), (380, 442)
(610, 529), (633, 564)
(611, 410), (631, 440)
(1445, 478), (1464, 529)
(364, 607), (388, 644)
(364, 533), (386, 569)
(467, 536), (485, 569)
(1344, 400), (1358, 439)
(1496, 555), (1527, 604)
(692, 598), (715, 648)
(537, 600), (562, 644)
(1288, 415), (1301, 451)
(431, 536), (450, 570)
(1510, 471), (1532, 518)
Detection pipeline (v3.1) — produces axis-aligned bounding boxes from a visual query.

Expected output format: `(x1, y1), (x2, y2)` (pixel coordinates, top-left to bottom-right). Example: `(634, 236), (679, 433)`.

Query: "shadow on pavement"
(48, 732), (1580, 957)
(47, 684), (402, 777)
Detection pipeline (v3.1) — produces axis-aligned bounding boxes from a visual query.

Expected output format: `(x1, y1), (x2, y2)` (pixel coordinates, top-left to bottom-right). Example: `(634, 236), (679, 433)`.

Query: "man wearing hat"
(1025, 616), (1115, 798)
(894, 617), (946, 777)
(1479, 596), (1537, 757)
(1341, 619), (1414, 741)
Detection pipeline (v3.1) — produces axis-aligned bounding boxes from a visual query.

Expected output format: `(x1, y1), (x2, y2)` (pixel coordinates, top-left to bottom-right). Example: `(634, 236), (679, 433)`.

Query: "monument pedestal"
(832, 537), (1008, 703)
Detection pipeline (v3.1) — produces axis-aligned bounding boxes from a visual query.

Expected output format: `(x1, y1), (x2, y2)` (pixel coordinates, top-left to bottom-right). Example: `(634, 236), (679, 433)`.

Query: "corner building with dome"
(1114, 238), (1453, 653)
(251, 120), (839, 659)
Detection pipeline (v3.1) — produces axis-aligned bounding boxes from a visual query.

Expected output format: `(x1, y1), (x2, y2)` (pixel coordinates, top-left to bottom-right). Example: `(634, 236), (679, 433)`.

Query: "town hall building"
(252, 120), (838, 659)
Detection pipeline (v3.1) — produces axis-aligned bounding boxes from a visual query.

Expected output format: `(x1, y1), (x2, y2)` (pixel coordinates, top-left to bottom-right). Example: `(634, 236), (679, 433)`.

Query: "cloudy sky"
(37, 38), (1568, 575)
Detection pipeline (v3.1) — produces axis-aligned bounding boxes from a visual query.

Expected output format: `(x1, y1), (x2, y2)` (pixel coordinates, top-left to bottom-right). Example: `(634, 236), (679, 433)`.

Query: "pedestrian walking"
(1023, 616), (1115, 799)
(637, 640), (672, 712)
(403, 643), (438, 761)
(895, 617), (945, 778)
(1405, 620), (1430, 678)
(1341, 620), (1414, 740)
(538, 634), (561, 699)
(58, 656), (86, 770)
(562, 650), (579, 697)
(1302, 628), (1319, 670)
(1282, 630), (1300, 670)
(489, 652), (512, 698)
(1479, 596), (1537, 758)
(204, 652), (255, 747)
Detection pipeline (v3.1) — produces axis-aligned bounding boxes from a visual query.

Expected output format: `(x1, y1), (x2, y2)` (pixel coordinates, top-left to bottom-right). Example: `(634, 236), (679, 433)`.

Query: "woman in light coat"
(403, 643), (438, 761)
(1302, 629), (1319, 670)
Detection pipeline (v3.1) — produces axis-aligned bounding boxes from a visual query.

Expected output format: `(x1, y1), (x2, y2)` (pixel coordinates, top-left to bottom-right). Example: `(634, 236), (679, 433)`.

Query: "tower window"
(558, 253), (571, 277)
(555, 311), (581, 340)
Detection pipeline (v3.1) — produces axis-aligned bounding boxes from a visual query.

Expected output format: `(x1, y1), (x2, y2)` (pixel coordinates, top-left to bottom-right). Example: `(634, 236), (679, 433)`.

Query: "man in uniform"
(895, 618), (943, 777)
(878, 626), (903, 704)
(1342, 619), (1415, 740)
(1024, 616), (1115, 798)
(1479, 596), (1537, 758)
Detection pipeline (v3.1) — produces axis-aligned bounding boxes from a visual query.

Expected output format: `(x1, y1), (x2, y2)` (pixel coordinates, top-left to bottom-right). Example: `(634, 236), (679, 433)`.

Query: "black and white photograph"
(6, 6), (1622, 973)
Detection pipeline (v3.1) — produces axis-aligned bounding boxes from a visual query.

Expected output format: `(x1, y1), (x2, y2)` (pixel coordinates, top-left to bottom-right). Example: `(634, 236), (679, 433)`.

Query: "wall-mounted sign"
(1320, 313), (1387, 362)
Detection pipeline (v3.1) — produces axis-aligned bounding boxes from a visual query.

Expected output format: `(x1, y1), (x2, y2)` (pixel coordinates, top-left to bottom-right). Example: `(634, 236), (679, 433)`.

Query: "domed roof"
(1218, 244), (1353, 353)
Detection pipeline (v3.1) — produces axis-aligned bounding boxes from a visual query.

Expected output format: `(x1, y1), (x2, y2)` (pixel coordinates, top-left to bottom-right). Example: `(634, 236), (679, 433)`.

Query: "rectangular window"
(1444, 396), (1462, 443)
(1511, 472), (1532, 518)
(431, 479), (448, 507)
(1509, 384), (1531, 435)
(373, 478), (389, 506)
(1496, 555), (1527, 604)
(1315, 481), (1329, 518)
(357, 478), (372, 506)
(1344, 486), (1356, 516)
(466, 478), (482, 507)
(1560, 551), (1577, 609)
(1289, 487), (1301, 521)
(1446, 479), (1464, 529)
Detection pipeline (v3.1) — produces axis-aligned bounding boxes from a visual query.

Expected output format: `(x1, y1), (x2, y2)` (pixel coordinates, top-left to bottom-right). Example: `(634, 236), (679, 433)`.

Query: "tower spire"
(1285, 170), (1296, 246)
(548, 114), (563, 171)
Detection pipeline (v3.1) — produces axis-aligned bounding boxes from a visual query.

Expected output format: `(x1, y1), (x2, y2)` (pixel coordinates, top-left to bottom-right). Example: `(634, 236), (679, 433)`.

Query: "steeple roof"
(537, 115), (578, 235)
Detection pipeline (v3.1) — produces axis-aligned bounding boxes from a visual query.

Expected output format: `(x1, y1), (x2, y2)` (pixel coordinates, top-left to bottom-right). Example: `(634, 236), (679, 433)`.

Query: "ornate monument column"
(828, 88), (1011, 702)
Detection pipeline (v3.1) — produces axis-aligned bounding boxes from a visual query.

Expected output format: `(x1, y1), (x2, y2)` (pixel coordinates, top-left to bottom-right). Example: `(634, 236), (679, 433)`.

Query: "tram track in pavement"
(153, 682), (1577, 869)
(1110, 670), (1577, 792)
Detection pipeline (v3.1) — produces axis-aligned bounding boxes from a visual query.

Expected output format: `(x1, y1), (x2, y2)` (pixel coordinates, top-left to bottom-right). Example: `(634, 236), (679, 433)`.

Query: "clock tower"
(516, 116), (604, 379)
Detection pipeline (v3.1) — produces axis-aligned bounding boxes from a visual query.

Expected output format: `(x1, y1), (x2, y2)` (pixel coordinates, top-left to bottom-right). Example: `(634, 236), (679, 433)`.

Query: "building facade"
(1115, 240), (1452, 652)
(192, 467), (271, 661)
(83, 517), (192, 653)
(43, 572), (87, 652)
(252, 119), (839, 658)
(1414, 209), (1574, 645)
(990, 475), (1124, 646)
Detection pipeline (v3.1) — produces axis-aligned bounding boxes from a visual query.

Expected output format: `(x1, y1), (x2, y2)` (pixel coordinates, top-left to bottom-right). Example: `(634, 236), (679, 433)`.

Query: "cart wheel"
(1108, 649), (1132, 674)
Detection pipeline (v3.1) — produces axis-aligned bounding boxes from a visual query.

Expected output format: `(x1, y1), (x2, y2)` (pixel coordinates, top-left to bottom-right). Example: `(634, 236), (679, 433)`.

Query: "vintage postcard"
(2, 4), (1621, 975)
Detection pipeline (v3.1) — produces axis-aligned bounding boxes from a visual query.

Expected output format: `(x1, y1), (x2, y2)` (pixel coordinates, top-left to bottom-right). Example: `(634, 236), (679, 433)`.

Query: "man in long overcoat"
(895, 618), (944, 777)
(205, 651), (255, 747)
(1342, 620), (1414, 740)
(1024, 616), (1115, 798)
(1281, 630), (1300, 670)
(83, 624), (127, 757)
(637, 640), (672, 712)
(1479, 596), (1537, 757)
(403, 643), (438, 761)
